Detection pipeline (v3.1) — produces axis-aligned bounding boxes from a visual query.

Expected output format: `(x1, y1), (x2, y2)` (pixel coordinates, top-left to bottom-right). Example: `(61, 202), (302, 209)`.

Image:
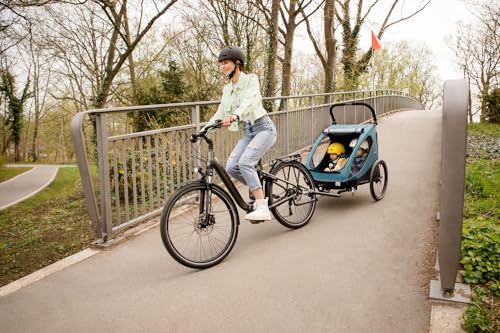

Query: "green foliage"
(484, 88), (500, 124)
(462, 123), (500, 331)
(108, 141), (185, 207)
(468, 123), (500, 137)
(464, 159), (500, 205)
(462, 159), (499, 285)
(461, 219), (500, 284)
(463, 286), (500, 333)
(0, 69), (31, 161)
(0, 165), (31, 182)
(358, 41), (440, 109)
(133, 61), (191, 131)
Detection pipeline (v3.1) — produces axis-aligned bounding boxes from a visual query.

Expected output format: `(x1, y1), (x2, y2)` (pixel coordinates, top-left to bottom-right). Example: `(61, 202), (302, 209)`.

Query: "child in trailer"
(349, 139), (369, 176)
(323, 142), (348, 172)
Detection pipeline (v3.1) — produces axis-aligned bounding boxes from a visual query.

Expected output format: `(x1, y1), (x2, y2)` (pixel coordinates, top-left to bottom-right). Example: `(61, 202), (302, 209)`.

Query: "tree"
(180, 0), (263, 70)
(256, 0), (280, 106)
(92, 0), (179, 108)
(359, 41), (441, 109)
(301, 0), (338, 94)
(336, 0), (431, 90)
(484, 88), (500, 123)
(279, 0), (323, 99)
(0, 0), (86, 55)
(214, 0), (322, 106)
(455, 0), (500, 122)
(24, 31), (55, 162)
(133, 61), (190, 131)
(0, 68), (30, 161)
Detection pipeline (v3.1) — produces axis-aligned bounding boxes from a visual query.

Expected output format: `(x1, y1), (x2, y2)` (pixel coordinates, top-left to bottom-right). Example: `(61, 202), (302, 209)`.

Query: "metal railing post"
(309, 96), (314, 146)
(70, 112), (102, 238)
(192, 105), (201, 172)
(95, 113), (113, 241)
(284, 98), (290, 155)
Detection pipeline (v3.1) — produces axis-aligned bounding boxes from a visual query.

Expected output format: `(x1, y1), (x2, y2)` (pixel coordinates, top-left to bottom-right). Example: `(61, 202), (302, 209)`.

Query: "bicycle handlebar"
(190, 119), (223, 143)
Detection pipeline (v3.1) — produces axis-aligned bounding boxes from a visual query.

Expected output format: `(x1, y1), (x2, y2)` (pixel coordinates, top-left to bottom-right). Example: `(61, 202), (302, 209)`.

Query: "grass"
(0, 167), (95, 287)
(461, 122), (500, 333)
(468, 122), (500, 137)
(0, 166), (32, 182)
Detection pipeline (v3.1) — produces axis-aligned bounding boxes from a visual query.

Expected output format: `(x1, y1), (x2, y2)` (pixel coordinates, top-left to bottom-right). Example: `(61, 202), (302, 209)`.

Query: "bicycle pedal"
(249, 220), (265, 224)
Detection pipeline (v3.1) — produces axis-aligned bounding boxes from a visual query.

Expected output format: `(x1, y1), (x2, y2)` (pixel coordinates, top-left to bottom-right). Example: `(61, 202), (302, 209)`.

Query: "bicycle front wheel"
(265, 160), (317, 229)
(160, 182), (239, 269)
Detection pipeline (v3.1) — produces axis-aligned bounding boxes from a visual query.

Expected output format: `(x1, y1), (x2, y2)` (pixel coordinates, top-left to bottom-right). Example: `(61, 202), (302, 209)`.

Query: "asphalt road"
(0, 165), (60, 210)
(0, 110), (442, 332)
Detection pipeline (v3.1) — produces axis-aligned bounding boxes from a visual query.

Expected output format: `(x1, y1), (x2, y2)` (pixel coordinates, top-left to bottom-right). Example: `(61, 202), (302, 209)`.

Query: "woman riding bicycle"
(203, 45), (277, 222)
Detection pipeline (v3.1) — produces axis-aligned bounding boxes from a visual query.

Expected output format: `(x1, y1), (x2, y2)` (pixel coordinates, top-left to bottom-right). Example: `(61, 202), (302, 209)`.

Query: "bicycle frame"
(160, 123), (319, 268)
(207, 159), (252, 211)
(206, 153), (310, 213)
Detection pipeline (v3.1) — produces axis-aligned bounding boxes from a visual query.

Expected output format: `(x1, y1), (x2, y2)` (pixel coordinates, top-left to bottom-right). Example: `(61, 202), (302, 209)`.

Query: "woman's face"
(220, 59), (236, 76)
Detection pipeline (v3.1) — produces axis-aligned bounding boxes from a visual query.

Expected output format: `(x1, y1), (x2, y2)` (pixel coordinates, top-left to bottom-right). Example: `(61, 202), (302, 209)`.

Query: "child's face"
(330, 153), (339, 160)
(356, 148), (365, 157)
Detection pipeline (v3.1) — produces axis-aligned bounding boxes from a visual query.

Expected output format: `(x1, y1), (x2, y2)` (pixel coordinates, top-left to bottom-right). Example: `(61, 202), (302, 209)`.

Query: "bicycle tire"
(369, 160), (388, 201)
(160, 182), (239, 269)
(265, 160), (317, 229)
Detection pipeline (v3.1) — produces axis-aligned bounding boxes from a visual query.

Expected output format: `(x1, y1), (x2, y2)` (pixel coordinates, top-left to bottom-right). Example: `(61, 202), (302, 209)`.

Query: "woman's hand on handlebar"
(222, 114), (238, 127)
(189, 119), (223, 142)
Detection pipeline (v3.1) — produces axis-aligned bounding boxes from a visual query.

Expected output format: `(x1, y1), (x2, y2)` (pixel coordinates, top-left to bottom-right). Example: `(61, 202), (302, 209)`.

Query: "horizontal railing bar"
(108, 123), (197, 141)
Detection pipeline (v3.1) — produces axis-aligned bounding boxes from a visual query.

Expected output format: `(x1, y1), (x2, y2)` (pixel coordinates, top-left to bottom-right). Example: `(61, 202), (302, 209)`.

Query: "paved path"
(0, 165), (60, 210)
(0, 110), (443, 332)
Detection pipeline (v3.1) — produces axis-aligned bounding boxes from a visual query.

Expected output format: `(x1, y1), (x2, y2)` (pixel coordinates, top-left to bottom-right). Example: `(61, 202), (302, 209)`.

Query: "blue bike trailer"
(305, 102), (380, 190)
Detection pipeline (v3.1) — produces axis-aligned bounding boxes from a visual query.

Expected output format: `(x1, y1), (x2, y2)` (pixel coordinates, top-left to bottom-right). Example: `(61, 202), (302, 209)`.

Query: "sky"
(367, 0), (474, 81)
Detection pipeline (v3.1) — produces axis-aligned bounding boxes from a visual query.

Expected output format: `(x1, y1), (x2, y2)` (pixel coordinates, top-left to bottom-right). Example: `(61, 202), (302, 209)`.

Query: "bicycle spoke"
(266, 161), (316, 228)
(161, 184), (238, 267)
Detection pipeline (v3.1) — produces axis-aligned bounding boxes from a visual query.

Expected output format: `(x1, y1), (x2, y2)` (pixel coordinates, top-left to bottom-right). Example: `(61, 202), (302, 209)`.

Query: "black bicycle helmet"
(218, 46), (246, 65)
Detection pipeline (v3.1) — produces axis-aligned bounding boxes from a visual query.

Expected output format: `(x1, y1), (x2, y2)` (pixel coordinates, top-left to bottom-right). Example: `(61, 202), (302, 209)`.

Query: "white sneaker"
(244, 198), (272, 221)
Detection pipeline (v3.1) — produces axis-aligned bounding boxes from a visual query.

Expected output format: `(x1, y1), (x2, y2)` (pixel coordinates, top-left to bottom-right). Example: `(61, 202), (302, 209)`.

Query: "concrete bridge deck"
(0, 110), (442, 332)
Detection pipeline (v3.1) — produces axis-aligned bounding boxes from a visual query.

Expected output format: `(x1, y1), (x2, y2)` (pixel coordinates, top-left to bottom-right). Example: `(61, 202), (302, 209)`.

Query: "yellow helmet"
(327, 142), (345, 155)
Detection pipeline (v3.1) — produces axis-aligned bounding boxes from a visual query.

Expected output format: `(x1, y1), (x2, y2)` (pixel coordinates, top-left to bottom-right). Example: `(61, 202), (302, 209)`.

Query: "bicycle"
(160, 120), (317, 269)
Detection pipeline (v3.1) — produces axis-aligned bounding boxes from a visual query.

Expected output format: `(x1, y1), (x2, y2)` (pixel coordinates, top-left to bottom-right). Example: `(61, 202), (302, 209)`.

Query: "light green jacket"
(205, 72), (267, 131)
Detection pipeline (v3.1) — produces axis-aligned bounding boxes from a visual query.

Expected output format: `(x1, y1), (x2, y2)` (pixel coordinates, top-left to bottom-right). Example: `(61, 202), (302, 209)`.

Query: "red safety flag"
(371, 31), (382, 50)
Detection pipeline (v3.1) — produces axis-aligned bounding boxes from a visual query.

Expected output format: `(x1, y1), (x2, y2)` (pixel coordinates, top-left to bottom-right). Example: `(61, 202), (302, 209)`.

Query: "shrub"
(461, 218), (500, 286)
(484, 88), (500, 124)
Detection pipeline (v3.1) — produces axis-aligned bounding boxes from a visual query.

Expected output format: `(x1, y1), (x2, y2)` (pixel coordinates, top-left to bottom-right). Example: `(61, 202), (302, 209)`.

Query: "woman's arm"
(203, 85), (230, 129)
(232, 74), (262, 120)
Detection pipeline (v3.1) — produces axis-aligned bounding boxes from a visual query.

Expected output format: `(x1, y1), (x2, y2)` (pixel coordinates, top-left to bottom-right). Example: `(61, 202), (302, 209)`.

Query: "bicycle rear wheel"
(160, 182), (239, 269)
(265, 160), (317, 229)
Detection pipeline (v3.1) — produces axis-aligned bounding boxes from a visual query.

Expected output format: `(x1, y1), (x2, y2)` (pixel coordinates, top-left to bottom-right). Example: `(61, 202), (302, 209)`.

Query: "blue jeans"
(226, 115), (277, 192)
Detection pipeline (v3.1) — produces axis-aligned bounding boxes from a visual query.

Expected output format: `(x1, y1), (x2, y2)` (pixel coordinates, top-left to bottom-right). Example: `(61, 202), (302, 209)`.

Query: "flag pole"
(372, 47), (376, 115)
(370, 31), (381, 117)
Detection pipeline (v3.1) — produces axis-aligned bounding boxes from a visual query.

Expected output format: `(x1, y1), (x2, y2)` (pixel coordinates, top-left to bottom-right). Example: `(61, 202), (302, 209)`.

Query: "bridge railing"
(70, 90), (423, 243)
